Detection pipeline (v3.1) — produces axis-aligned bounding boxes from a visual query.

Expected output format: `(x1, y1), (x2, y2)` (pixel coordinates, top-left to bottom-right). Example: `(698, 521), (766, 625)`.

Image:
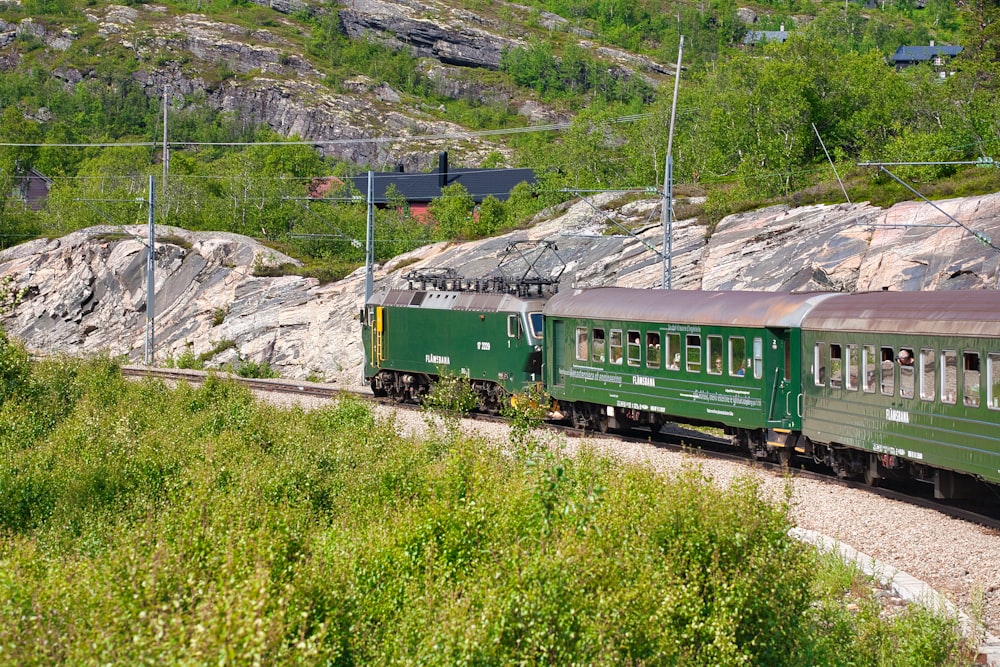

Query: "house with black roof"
(890, 43), (963, 76)
(345, 152), (536, 220)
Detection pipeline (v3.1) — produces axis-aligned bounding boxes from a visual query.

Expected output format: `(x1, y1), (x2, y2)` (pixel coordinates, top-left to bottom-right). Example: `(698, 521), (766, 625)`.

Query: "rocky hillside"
(3, 192), (999, 387)
(1, 0), (673, 170)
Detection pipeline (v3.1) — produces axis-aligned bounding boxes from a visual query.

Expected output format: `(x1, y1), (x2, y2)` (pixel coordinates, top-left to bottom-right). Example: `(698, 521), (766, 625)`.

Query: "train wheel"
(863, 458), (881, 487)
(777, 448), (791, 468)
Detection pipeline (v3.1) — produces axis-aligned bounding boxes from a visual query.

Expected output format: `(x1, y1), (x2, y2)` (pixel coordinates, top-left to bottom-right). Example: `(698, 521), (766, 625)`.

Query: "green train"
(362, 278), (547, 413)
(364, 283), (1000, 499)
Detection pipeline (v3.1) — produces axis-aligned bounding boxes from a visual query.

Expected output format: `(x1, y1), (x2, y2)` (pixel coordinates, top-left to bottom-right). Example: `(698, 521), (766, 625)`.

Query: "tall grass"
(0, 354), (972, 665)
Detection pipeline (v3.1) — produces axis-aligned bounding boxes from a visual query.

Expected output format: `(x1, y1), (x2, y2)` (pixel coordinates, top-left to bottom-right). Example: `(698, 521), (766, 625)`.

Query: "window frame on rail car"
(729, 336), (747, 377)
(707, 335), (723, 375)
(752, 337), (763, 379)
(845, 344), (858, 391)
(880, 346), (895, 396)
(609, 329), (624, 365)
(941, 349), (958, 405)
(575, 327), (589, 362)
(829, 343), (843, 389)
(814, 342), (828, 386)
(646, 332), (661, 368)
(686, 334), (702, 373)
(899, 347), (915, 399)
(862, 345), (877, 393)
(528, 313), (543, 339)
(507, 314), (522, 339)
(627, 330), (642, 367)
(666, 333), (681, 370)
(920, 348), (936, 401)
(592, 328), (606, 363)
(964, 351), (981, 408)
(989, 353), (1000, 410)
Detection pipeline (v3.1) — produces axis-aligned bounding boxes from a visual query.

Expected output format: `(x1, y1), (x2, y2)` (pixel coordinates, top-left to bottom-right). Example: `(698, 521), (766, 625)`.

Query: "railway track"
(122, 365), (1000, 532)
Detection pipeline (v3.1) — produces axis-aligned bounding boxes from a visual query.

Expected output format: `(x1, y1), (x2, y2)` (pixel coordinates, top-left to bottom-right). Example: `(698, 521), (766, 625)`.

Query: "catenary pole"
(661, 35), (683, 289)
(144, 175), (156, 365)
(365, 170), (374, 302)
(162, 87), (169, 200)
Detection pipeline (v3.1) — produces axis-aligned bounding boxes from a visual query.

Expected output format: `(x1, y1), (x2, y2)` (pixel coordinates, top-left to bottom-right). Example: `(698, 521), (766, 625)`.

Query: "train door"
(371, 306), (385, 368)
(765, 328), (798, 428)
(550, 319), (565, 387)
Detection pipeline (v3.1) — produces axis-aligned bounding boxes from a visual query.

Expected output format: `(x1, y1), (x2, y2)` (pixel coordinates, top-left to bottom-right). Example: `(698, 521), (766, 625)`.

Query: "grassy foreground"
(0, 342), (973, 665)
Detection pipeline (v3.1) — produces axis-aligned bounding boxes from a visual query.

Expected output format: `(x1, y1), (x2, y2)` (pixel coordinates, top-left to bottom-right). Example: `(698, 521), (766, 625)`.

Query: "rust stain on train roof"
(543, 288), (838, 329)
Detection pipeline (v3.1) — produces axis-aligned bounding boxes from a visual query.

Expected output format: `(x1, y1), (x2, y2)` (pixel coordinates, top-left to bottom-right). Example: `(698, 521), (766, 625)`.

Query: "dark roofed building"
(348, 152), (536, 220)
(890, 43), (963, 75)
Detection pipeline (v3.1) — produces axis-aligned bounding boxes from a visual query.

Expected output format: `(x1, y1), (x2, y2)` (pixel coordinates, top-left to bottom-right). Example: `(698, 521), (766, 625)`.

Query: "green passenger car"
(542, 288), (834, 458)
(363, 288), (547, 411)
(800, 290), (1000, 497)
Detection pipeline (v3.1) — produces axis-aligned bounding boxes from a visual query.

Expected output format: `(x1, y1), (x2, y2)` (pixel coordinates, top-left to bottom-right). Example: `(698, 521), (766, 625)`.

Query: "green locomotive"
(362, 273), (547, 412)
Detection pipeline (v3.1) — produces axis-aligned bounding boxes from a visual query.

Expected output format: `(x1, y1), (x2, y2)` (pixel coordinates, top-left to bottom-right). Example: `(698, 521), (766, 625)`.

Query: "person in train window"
(898, 349), (914, 367)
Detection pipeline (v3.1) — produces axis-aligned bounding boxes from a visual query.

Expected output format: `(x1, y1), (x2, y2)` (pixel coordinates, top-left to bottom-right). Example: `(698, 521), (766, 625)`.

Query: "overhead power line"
(0, 113), (654, 150)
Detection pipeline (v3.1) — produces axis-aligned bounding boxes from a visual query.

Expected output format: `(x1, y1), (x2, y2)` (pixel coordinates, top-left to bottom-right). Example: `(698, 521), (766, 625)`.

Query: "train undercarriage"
(369, 369), (510, 414)
(561, 401), (987, 500)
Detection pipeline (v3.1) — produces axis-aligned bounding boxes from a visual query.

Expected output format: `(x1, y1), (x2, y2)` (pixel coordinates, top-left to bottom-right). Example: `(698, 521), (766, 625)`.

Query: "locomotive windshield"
(529, 313), (543, 338)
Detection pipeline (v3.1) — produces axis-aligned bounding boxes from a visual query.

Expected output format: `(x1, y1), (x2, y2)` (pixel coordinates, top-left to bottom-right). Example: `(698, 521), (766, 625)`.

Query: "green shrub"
(0, 356), (971, 665)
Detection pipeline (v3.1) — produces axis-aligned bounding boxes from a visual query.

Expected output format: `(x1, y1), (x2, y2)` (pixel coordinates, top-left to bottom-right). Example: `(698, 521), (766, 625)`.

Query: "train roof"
(543, 288), (837, 328)
(801, 290), (1000, 337)
(369, 288), (547, 313)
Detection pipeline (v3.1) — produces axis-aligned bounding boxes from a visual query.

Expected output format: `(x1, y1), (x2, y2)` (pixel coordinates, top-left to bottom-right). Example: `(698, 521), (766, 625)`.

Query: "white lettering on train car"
(885, 408), (910, 424)
(477, 341), (491, 351)
(873, 443), (924, 460)
(426, 354), (451, 365)
(633, 375), (655, 387)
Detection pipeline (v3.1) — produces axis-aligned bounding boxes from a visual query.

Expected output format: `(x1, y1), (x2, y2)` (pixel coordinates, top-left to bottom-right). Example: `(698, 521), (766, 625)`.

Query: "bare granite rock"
(4, 193), (1000, 386)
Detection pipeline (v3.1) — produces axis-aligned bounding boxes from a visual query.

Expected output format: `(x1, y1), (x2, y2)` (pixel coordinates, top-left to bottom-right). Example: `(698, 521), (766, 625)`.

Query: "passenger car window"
(686, 335), (702, 373)
(862, 345), (876, 393)
(941, 350), (957, 404)
(575, 328), (589, 362)
(729, 337), (746, 377)
(627, 331), (641, 367)
(899, 347), (914, 399)
(846, 345), (858, 391)
(666, 333), (681, 370)
(592, 329), (606, 363)
(752, 337), (763, 379)
(646, 332), (661, 369)
(814, 342), (828, 387)
(707, 336), (723, 375)
(920, 348), (935, 401)
(829, 344), (843, 389)
(609, 330), (623, 365)
(988, 353), (1000, 410)
(880, 347), (895, 396)
(964, 352), (980, 407)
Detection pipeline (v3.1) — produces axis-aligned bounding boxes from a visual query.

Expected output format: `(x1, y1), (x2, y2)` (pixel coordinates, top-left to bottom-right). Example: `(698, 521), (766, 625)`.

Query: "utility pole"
(162, 86), (170, 201)
(144, 175), (156, 365)
(661, 35), (683, 289)
(365, 169), (374, 302)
